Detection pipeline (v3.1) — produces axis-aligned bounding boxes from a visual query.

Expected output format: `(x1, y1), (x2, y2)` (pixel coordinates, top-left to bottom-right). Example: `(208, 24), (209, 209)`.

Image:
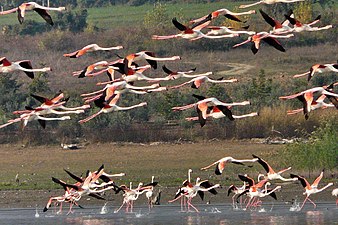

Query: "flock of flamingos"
(0, 0), (337, 215)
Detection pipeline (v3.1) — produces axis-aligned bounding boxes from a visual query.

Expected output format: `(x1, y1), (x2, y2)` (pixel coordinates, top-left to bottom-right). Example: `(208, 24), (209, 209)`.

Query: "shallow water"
(0, 203), (337, 225)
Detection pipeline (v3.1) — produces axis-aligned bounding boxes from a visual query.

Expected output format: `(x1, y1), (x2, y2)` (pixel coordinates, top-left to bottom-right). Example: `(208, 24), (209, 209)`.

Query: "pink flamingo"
(293, 63), (338, 82)
(0, 1), (66, 25)
(190, 8), (256, 23)
(64, 44), (123, 58)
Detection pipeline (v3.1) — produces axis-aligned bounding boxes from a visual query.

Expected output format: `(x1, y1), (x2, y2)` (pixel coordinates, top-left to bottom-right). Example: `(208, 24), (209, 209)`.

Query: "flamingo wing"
(64, 169), (84, 182)
(34, 8), (53, 25)
(290, 174), (310, 188)
(259, 9), (279, 28)
(224, 14), (243, 22)
(216, 105), (234, 121)
(192, 94), (206, 101)
(37, 119), (46, 129)
(267, 189), (278, 200)
(262, 37), (285, 52)
(172, 18), (188, 31)
(200, 180), (218, 195)
(18, 61), (34, 79)
(30, 94), (48, 104)
(251, 42), (259, 54)
(228, 185), (236, 196)
(325, 95), (338, 109)
(238, 174), (254, 187)
(162, 65), (174, 75)
(0, 57), (12, 66)
(252, 154), (274, 174)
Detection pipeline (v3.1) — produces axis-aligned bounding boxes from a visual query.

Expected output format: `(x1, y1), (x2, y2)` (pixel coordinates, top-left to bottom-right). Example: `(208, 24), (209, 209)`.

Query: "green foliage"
(28, 73), (51, 95)
(56, 9), (88, 32)
(281, 117), (338, 171)
(0, 76), (27, 123)
(143, 2), (170, 30)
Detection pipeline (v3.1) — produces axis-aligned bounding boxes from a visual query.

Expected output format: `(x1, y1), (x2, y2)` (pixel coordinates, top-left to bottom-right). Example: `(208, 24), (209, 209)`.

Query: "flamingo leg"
(300, 196), (309, 210)
(307, 197), (316, 208)
(187, 198), (199, 213)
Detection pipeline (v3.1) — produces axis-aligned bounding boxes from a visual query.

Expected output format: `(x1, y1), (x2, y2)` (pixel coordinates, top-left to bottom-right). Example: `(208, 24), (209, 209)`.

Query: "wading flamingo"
(237, 174), (281, 209)
(290, 171), (333, 210)
(228, 182), (248, 208)
(0, 1), (66, 25)
(0, 57), (51, 79)
(64, 44), (123, 58)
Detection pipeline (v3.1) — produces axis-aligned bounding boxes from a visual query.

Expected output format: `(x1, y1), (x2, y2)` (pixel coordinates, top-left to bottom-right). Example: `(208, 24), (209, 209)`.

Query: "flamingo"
(161, 65), (212, 80)
(228, 182), (248, 208)
(279, 83), (338, 110)
(81, 80), (161, 103)
(152, 16), (238, 40)
(206, 25), (256, 36)
(293, 63), (338, 82)
(185, 108), (258, 127)
(0, 57), (51, 79)
(259, 9), (294, 34)
(0, 2), (66, 25)
(168, 169), (193, 211)
(124, 51), (181, 69)
(79, 93), (147, 123)
(168, 75), (238, 89)
(190, 8), (256, 23)
(239, 0), (305, 9)
(200, 156), (258, 175)
(143, 176), (159, 210)
(332, 188), (338, 206)
(114, 182), (152, 213)
(287, 94), (337, 119)
(252, 154), (298, 182)
(290, 171), (333, 210)
(284, 14), (333, 33)
(172, 94), (250, 113)
(64, 44), (123, 58)
(233, 31), (294, 54)
(236, 174), (281, 209)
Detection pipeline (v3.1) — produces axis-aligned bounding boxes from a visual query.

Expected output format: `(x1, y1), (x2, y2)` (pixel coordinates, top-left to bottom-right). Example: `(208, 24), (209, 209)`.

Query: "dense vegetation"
(0, 1), (336, 146)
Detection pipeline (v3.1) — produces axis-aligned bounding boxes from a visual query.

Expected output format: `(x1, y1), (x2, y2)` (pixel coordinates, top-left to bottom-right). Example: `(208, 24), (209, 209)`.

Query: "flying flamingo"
(185, 107), (258, 127)
(81, 80), (161, 103)
(293, 63), (338, 82)
(0, 2), (66, 25)
(64, 44), (123, 58)
(290, 171), (333, 210)
(161, 65), (212, 80)
(286, 94), (337, 119)
(169, 76), (238, 89)
(252, 154), (298, 182)
(284, 14), (333, 33)
(152, 16), (238, 40)
(200, 156), (258, 175)
(233, 31), (294, 54)
(279, 83), (338, 111)
(206, 25), (256, 36)
(190, 8), (256, 23)
(172, 94), (250, 112)
(259, 9), (294, 34)
(239, 0), (305, 9)
(124, 51), (181, 69)
(0, 57), (51, 79)
(79, 93), (147, 123)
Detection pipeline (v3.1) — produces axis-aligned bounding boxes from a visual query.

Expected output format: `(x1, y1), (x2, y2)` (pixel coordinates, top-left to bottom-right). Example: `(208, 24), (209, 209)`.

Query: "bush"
(280, 116), (338, 171)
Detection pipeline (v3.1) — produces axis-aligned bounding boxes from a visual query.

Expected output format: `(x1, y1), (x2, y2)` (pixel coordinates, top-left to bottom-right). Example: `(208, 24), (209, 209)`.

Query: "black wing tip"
(43, 207), (48, 212)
